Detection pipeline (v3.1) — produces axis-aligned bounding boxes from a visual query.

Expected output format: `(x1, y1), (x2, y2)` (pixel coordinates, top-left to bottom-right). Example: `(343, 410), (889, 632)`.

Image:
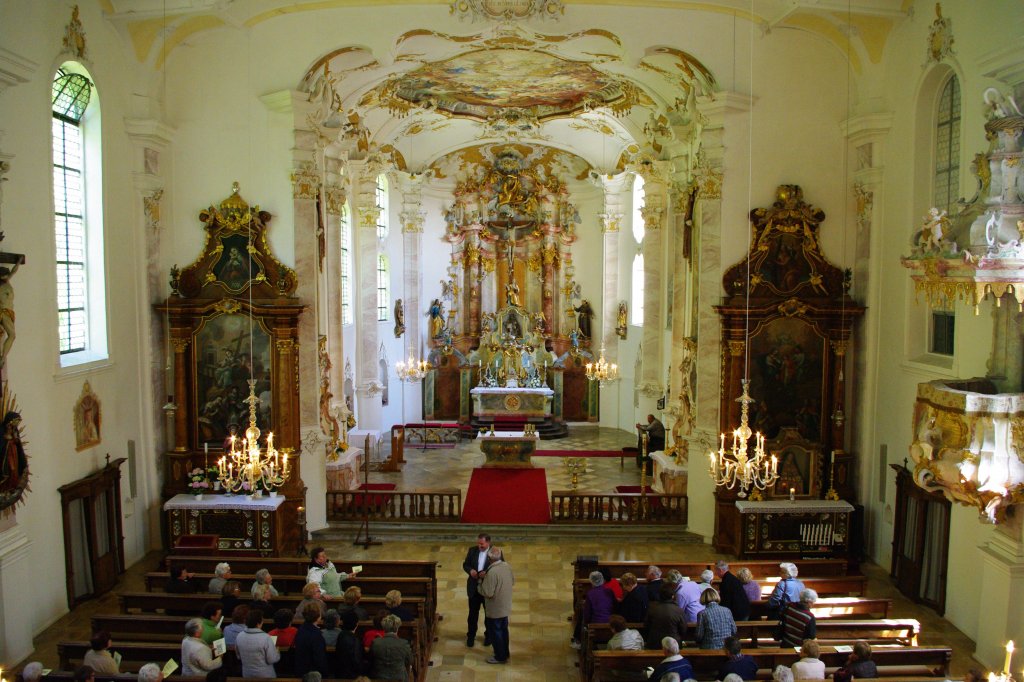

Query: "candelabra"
(708, 380), (779, 498)
(217, 380), (289, 495)
(396, 350), (430, 383)
(585, 347), (619, 385)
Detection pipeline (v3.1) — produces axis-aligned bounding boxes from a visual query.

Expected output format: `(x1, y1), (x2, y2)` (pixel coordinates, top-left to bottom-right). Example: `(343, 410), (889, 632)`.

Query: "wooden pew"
(57, 637), (425, 682)
(164, 556), (439, 613)
(573, 558), (851, 582)
(143, 572), (435, 624)
(116, 592), (433, 655)
(590, 646), (951, 681)
(573, 575), (868, 607)
(750, 597), (891, 619)
(580, 619), (921, 681)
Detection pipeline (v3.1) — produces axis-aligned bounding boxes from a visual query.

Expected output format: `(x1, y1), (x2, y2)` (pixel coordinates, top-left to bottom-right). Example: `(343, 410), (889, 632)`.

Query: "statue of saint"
(505, 280), (521, 307)
(574, 299), (594, 339)
(427, 298), (445, 338)
(393, 299), (406, 338)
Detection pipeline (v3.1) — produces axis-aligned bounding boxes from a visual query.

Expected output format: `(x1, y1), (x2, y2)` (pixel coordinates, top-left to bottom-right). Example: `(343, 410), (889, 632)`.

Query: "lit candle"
(204, 442), (208, 456)
(1004, 641), (1015, 675)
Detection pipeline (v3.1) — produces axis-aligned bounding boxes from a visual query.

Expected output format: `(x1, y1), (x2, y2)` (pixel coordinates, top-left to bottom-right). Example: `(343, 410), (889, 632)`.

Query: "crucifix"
(0, 233), (26, 369)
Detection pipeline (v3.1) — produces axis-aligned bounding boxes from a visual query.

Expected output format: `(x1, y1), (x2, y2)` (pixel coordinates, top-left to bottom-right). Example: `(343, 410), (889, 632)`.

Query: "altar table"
(651, 451), (688, 494)
(164, 493), (287, 556)
(470, 386), (554, 418)
(326, 446), (363, 492)
(476, 430), (539, 468)
(734, 499), (854, 559)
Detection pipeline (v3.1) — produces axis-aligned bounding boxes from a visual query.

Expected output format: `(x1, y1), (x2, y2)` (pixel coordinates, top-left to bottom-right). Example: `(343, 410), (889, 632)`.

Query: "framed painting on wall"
(747, 316), (826, 443)
(194, 312), (273, 447)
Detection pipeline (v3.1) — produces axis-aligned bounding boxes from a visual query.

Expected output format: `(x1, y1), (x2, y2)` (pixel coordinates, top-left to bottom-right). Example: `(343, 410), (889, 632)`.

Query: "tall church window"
(52, 66), (106, 366)
(377, 254), (389, 321)
(933, 75), (961, 215)
(375, 174), (389, 241)
(631, 175), (645, 325)
(930, 75), (960, 356)
(340, 202), (353, 325)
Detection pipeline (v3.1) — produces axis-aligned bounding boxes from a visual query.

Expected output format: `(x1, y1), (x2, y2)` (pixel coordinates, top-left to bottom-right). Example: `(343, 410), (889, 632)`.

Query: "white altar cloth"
(735, 499), (854, 514)
(651, 451), (688, 494)
(469, 387), (554, 396)
(163, 493), (286, 511)
(475, 430), (539, 440)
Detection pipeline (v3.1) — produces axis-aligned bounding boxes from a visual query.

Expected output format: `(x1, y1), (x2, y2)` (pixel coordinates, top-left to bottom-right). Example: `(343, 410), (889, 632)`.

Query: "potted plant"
(206, 464), (221, 491)
(188, 468), (210, 499)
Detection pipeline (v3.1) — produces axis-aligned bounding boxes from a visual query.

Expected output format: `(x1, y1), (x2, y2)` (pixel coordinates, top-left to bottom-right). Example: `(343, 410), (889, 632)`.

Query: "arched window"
(933, 75), (961, 214)
(631, 253), (644, 326)
(929, 74), (961, 356)
(631, 174), (645, 244)
(52, 65), (106, 366)
(375, 174), (389, 241)
(377, 254), (389, 322)
(340, 202), (353, 325)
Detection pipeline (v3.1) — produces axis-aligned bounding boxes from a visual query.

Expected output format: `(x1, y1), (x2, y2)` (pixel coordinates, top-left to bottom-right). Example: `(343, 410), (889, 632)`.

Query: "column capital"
(0, 47), (37, 95)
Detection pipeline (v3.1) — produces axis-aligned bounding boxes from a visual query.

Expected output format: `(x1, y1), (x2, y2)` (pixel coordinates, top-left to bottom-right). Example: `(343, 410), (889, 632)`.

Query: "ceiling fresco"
(388, 48), (629, 118)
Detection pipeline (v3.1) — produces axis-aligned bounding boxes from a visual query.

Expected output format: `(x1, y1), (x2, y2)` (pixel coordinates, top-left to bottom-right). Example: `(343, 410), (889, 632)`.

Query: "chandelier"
(708, 380), (778, 497)
(217, 379), (289, 495)
(585, 347), (619, 386)
(396, 350), (430, 383)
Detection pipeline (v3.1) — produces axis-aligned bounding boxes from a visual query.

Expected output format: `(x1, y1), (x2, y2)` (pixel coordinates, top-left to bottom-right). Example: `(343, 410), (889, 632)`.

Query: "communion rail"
(550, 491), (688, 523)
(327, 488), (462, 522)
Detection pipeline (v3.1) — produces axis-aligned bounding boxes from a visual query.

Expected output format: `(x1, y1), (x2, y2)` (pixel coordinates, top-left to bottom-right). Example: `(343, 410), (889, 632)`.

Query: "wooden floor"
(23, 426), (979, 681)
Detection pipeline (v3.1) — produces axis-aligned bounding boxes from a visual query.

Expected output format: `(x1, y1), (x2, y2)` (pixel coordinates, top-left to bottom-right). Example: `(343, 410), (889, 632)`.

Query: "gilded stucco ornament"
(450, 0), (564, 22)
(63, 5), (87, 59)
(291, 162), (321, 200)
(924, 3), (955, 64)
(144, 189), (164, 231)
(692, 150), (722, 200)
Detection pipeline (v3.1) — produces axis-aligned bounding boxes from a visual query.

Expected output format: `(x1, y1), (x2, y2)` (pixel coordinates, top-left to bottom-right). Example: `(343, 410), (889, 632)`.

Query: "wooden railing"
(550, 491), (687, 523)
(326, 488), (462, 521)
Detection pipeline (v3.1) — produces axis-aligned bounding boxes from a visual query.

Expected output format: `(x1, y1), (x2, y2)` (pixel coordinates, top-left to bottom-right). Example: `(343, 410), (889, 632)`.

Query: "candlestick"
(204, 442), (208, 456)
(789, 487), (795, 501)
(1004, 640), (1014, 675)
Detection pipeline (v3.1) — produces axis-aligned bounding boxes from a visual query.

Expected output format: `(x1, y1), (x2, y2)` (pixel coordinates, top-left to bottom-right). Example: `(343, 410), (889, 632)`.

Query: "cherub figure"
(917, 207), (950, 254)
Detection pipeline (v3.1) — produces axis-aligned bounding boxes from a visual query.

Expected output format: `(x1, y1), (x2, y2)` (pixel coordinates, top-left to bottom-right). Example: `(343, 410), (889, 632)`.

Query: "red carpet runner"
(461, 467), (550, 524)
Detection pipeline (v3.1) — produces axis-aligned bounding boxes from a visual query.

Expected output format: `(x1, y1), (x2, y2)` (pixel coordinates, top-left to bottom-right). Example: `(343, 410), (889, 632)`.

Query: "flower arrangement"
(189, 467), (210, 494)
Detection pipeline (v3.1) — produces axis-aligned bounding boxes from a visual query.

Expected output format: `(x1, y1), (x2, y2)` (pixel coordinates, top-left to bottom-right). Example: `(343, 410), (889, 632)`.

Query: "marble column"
(638, 164), (671, 397)
(124, 116), (174, 543)
(597, 172), (629, 353)
(840, 112), (892, 490)
(352, 161), (385, 430)
(689, 92), (752, 541)
(398, 172), (425, 422)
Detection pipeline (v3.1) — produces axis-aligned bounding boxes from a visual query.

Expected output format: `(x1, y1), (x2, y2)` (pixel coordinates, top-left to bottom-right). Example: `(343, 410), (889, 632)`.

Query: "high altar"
(419, 148), (601, 435)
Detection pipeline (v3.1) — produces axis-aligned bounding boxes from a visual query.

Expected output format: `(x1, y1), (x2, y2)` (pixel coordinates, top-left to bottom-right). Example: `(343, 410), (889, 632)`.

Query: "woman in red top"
(362, 609), (388, 651)
(268, 608), (297, 647)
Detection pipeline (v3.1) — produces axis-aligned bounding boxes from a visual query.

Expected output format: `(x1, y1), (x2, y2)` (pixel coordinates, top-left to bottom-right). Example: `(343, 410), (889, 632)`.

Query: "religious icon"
(73, 381), (102, 451)
(0, 387), (30, 517)
(616, 301), (628, 339)
(427, 298), (445, 338)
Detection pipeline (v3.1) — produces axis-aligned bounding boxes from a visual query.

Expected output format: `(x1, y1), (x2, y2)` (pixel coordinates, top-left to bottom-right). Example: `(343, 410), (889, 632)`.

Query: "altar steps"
(316, 520), (702, 542)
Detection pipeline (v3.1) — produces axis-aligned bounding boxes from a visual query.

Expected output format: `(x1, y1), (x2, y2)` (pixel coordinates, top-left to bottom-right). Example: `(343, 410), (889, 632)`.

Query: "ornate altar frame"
(155, 185), (306, 555)
(713, 185), (864, 556)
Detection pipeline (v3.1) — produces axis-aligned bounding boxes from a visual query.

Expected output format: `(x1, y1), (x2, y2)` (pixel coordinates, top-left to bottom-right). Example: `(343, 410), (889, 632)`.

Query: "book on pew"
(269, 635), (277, 645)
(834, 645), (853, 653)
(212, 638), (226, 657)
(161, 660), (178, 677)
(352, 565), (363, 574)
(41, 670), (51, 676)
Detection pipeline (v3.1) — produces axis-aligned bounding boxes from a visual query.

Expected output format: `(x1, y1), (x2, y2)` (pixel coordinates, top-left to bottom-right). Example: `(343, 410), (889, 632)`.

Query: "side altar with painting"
(155, 185), (306, 556)
(713, 186), (864, 560)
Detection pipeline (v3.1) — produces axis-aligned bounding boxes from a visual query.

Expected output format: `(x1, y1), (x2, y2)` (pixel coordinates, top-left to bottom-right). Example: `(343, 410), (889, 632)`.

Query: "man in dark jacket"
(618, 572), (649, 623)
(462, 532), (492, 647)
(332, 611), (365, 679)
(292, 604), (328, 677)
(644, 565), (664, 603)
(714, 560), (751, 621)
(643, 583), (686, 650)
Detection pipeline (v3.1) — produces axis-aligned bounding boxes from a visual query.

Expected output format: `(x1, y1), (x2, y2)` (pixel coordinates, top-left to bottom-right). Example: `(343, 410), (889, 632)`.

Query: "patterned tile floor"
(22, 426), (978, 680)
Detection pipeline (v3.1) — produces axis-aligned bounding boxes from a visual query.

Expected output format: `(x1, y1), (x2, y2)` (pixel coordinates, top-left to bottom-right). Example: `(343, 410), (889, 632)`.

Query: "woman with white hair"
(251, 568), (279, 598)
(697, 569), (715, 593)
(571, 570), (615, 649)
(767, 562), (805, 615)
(773, 664), (795, 682)
(208, 562), (232, 594)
